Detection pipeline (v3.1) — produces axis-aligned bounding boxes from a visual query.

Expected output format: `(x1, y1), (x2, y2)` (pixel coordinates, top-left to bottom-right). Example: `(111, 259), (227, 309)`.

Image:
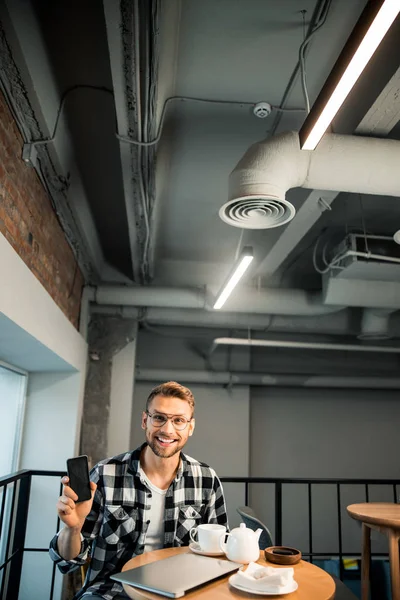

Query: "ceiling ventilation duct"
(223, 131), (400, 229)
(358, 308), (393, 341)
(92, 285), (342, 316)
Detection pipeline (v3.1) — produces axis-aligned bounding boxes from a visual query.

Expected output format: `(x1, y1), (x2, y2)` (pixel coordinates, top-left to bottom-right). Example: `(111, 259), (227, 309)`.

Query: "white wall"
(0, 233), (87, 460)
(18, 372), (85, 600)
(251, 387), (400, 479)
(0, 234), (87, 372)
(0, 234), (88, 600)
(21, 371), (84, 470)
(108, 338), (137, 456)
(250, 387), (400, 557)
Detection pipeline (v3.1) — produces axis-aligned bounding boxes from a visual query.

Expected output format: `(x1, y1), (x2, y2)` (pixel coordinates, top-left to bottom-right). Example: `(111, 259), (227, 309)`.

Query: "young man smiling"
(49, 381), (228, 600)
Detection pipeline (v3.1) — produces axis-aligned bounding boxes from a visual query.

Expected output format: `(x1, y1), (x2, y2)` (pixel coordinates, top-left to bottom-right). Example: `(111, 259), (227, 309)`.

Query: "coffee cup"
(189, 524), (226, 553)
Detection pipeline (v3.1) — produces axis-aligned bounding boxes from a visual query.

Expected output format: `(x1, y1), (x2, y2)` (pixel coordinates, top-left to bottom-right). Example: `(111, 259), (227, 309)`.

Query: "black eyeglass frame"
(145, 411), (194, 431)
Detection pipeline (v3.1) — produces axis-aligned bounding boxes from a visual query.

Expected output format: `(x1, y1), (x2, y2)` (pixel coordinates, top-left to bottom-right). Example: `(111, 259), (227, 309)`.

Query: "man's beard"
(145, 429), (184, 458)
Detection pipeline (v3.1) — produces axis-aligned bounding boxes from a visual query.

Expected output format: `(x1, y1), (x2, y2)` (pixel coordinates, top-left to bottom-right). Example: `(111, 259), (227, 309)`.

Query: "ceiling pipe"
(91, 304), (277, 329)
(229, 131), (400, 209)
(92, 285), (343, 316)
(143, 308), (349, 332)
(136, 368), (400, 390)
(95, 285), (206, 309)
(90, 305), (140, 318)
(88, 293), (395, 341)
(89, 305), (354, 335)
(211, 337), (400, 354)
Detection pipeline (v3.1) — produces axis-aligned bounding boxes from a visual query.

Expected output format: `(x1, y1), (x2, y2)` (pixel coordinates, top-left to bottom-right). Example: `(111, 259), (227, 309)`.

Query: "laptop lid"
(110, 552), (241, 598)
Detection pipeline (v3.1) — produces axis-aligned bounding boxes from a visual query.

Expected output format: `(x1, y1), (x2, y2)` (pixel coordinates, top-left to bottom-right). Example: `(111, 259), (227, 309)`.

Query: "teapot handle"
(220, 531), (230, 554)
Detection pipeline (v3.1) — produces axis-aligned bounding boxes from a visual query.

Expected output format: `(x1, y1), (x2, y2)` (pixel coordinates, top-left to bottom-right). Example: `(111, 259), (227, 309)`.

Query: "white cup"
(189, 524), (227, 553)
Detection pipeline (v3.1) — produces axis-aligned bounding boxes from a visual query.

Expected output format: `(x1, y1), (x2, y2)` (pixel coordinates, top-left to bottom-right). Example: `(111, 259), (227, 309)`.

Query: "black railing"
(221, 476), (400, 581)
(0, 469), (64, 600)
(0, 471), (399, 599)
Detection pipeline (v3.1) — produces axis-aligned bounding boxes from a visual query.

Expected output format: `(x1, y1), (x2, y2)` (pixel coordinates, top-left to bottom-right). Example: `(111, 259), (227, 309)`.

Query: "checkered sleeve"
(49, 464), (104, 574)
(49, 530), (88, 574)
(204, 470), (229, 529)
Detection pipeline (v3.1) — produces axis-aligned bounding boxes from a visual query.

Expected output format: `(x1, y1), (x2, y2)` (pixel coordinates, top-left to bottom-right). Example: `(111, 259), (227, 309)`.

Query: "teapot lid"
(231, 522), (262, 538)
(232, 523), (250, 536)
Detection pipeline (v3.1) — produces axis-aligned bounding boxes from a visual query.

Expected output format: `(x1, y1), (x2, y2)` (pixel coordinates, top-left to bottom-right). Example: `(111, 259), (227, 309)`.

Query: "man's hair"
(146, 381), (195, 415)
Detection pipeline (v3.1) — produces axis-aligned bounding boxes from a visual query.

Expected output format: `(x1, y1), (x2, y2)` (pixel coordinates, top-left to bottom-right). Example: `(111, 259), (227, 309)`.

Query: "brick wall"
(0, 90), (83, 329)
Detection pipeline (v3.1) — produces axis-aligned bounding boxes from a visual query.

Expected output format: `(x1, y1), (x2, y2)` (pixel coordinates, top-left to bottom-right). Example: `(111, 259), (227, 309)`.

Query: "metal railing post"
(0, 482), (17, 600)
(275, 482), (282, 546)
(0, 483), (8, 543)
(308, 483), (313, 563)
(336, 483), (344, 581)
(6, 475), (32, 599)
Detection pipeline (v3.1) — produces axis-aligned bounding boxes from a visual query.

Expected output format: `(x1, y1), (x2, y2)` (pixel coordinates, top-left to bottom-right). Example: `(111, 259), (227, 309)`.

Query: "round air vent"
(219, 195), (295, 229)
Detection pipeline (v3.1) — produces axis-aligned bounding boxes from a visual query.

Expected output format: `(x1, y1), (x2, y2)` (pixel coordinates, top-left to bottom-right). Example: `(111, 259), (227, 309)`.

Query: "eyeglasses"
(146, 411), (193, 431)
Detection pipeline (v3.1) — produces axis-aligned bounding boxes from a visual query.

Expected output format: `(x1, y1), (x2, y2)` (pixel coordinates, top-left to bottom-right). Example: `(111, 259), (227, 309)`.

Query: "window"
(0, 362), (28, 477)
(0, 362), (27, 590)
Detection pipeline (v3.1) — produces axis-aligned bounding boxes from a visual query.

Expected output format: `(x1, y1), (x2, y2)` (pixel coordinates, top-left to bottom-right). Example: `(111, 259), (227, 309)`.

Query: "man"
(49, 381), (228, 600)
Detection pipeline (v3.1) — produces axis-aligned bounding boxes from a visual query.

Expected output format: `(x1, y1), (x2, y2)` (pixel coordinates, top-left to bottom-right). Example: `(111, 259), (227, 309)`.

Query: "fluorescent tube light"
(213, 247), (254, 310)
(301, 0), (400, 150)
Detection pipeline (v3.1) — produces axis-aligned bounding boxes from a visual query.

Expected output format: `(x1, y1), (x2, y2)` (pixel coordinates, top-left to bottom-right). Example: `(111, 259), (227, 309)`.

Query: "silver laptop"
(110, 552), (241, 598)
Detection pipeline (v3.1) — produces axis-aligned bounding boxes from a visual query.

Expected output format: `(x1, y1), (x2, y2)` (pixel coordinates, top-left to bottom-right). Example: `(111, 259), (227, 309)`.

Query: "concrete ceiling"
(153, 0), (399, 287)
(2, 0), (400, 338)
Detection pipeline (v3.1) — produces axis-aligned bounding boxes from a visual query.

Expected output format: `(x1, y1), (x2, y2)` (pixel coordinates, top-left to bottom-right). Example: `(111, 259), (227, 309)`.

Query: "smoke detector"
(219, 195), (296, 229)
(253, 102), (272, 118)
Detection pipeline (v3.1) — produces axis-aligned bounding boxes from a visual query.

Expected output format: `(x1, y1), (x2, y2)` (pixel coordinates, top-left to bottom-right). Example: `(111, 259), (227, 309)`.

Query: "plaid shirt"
(49, 443), (228, 600)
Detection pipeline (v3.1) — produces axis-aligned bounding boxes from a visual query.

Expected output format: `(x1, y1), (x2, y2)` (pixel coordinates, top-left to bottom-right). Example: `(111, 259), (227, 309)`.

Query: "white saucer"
(229, 574), (298, 596)
(189, 542), (225, 557)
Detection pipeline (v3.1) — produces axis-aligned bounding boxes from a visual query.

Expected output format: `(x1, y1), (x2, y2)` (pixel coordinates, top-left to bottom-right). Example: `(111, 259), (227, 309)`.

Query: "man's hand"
(57, 476), (97, 531)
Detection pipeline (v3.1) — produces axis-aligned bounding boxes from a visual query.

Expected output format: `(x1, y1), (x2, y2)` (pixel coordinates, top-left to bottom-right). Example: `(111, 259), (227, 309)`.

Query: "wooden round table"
(121, 547), (335, 599)
(347, 502), (400, 600)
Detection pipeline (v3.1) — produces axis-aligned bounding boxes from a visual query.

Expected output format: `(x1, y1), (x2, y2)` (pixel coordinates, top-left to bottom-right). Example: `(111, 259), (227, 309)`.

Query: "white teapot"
(220, 522), (262, 564)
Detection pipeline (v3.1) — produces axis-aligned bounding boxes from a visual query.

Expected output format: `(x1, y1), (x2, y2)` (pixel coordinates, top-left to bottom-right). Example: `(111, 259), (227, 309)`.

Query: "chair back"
(236, 506), (274, 549)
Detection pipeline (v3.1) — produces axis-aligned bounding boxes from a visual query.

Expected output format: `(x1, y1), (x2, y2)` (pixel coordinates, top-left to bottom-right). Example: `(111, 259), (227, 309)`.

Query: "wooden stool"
(347, 503), (400, 600)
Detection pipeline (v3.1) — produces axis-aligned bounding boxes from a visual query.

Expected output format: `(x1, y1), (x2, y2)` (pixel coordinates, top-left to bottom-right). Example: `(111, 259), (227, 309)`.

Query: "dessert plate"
(229, 573), (298, 596)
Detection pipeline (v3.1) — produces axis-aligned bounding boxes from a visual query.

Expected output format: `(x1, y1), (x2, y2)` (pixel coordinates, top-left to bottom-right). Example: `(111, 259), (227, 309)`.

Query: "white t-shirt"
(140, 469), (167, 553)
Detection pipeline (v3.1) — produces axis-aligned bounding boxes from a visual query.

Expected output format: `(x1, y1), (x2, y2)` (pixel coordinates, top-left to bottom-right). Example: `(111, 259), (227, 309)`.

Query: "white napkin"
(233, 562), (295, 593)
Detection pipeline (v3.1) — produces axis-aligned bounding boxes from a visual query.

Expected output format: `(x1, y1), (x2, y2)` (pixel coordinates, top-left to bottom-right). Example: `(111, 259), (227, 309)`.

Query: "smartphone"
(66, 455), (91, 502)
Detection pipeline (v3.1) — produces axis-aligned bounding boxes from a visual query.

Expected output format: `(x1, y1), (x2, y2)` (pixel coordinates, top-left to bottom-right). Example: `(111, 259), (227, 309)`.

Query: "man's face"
(142, 394), (195, 459)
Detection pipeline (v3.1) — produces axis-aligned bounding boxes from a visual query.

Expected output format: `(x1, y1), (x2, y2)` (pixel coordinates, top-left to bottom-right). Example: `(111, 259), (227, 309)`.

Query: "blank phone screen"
(67, 455), (91, 502)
